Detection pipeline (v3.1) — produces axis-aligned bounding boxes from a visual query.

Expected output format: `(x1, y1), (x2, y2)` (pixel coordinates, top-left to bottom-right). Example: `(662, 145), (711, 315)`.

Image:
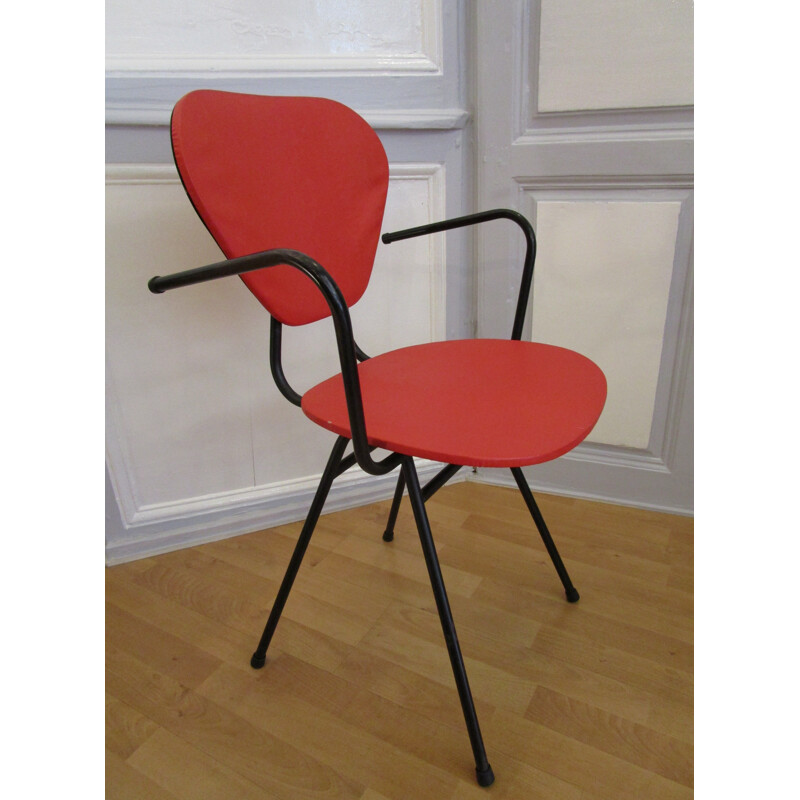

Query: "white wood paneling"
(537, 0), (693, 112)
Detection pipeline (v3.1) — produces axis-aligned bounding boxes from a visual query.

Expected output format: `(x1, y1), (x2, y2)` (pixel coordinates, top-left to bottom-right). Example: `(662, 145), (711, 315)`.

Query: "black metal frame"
(149, 210), (579, 788)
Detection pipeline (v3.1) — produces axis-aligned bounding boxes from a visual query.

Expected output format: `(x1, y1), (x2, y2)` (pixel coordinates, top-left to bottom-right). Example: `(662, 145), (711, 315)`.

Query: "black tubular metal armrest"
(381, 208), (536, 341)
(148, 248), (401, 477)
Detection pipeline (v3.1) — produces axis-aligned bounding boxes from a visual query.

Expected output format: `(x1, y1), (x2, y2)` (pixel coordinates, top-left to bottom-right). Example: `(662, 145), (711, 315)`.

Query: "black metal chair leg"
(510, 467), (580, 603)
(382, 471), (405, 542)
(402, 457), (495, 787)
(251, 436), (349, 668)
(383, 463), (462, 542)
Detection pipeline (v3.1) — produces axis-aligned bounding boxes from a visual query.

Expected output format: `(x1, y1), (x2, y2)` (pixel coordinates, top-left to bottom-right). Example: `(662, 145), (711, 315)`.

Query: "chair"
(149, 90), (607, 787)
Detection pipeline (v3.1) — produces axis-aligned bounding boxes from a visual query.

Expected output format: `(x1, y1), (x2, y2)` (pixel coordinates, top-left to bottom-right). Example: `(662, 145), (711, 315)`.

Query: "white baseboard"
(469, 465), (693, 517)
(105, 459), (457, 565)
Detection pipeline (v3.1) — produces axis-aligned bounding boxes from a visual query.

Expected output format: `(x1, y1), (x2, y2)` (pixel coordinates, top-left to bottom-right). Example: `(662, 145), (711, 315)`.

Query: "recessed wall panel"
(536, 0), (693, 112)
(531, 199), (681, 449)
(106, 173), (262, 509)
(106, 0), (439, 70)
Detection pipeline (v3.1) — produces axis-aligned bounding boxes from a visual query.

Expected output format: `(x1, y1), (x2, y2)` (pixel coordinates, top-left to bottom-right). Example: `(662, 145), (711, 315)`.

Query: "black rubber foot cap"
(382, 529), (394, 542)
(566, 587), (580, 603)
(250, 652), (266, 669)
(476, 764), (495, 787)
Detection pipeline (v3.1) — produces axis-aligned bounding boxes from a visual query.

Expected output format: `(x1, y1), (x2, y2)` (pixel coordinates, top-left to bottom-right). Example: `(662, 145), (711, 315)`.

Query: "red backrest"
(170, 90), (389, 326)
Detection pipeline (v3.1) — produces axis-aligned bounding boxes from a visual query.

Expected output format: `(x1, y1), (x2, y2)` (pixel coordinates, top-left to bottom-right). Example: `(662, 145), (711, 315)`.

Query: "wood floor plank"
(128, 727), (289, 800)
(105, 601), (222, 689)
(106, 483), (693, 798)
(473, 577), (694, 673)
(334, 648), (494, 733)
(122, 556), (273, 634)
(468, 754), (586, 800)
(310, 551), (439, 611)
(197, 527), (334, 582)
(460, 510), (675, 581)
(337, 684), (462, 769)
(358, 602), (539, 714)
(106, 642), (362, 800)
(358, 790), (395, 800)
(203, 537), (397, 642)
(330, 532), (483, 598)
(526, 686), (693, 786)
(486, 708), (693, 800)
(105, 694), (160, 760)
(645, 696), (695, 746)
(122, 550), (354, 672)
(259, 651), (361, 717)
(106, 749), (180, 800)
(106, 566), (255, 665)
(198, 660), (461, 800)
(530, 624), (693, 704)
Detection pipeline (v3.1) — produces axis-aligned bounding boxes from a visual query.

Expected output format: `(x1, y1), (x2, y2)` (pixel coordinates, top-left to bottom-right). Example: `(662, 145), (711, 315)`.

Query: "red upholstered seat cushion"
(302, 339), (607, 467)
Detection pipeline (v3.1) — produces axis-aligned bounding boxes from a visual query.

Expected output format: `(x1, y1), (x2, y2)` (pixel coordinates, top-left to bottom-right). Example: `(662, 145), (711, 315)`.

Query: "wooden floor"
(106, 481), (693, 800)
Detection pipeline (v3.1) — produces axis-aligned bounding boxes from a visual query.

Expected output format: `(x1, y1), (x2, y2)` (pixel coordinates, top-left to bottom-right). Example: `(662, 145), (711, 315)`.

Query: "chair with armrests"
(149, 89), (607, 787)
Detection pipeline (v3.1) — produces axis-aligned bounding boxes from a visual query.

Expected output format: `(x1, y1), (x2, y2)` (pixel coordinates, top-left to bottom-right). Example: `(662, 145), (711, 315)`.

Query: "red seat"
(303, 339), (606, 467)
(149, 89), (607, 788)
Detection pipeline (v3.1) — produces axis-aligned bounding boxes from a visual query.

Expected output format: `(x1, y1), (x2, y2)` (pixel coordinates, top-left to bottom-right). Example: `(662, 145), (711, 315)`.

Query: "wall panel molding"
(105, 104), (469, 130)
(514, 0), (692, 139)
(106, 53), (442, 77)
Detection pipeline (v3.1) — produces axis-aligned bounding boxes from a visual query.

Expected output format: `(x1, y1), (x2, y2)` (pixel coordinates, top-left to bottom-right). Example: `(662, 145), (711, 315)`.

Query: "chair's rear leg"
(510, 467), (580, 603)
(382, 472), (405, 542)
(251, 436), (349, 668)
(383, 463), (462, 542)
(402, 457), (495, 787)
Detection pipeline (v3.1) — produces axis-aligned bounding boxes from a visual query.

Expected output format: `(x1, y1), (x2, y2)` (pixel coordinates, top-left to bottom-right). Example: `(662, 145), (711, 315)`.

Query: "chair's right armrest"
(381, 209), (536, 340)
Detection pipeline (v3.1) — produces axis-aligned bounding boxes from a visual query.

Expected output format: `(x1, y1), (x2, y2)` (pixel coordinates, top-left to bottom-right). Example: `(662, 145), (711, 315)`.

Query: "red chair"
(149, 90), (607, 787)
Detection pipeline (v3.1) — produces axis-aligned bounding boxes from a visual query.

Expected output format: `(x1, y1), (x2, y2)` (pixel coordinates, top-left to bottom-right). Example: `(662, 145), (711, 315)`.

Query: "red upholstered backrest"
(170, 90), (389, 326)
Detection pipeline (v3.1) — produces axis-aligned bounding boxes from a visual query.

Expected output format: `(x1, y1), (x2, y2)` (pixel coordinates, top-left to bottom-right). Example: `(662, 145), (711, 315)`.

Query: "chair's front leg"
(401, 457), (495, 787)
(510, 467), (580, 603)
(251, 435), (350, 668)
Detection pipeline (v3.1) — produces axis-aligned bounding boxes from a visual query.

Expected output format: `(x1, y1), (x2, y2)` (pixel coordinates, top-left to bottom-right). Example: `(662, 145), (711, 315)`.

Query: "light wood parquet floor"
(106, 481), (693, 799)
